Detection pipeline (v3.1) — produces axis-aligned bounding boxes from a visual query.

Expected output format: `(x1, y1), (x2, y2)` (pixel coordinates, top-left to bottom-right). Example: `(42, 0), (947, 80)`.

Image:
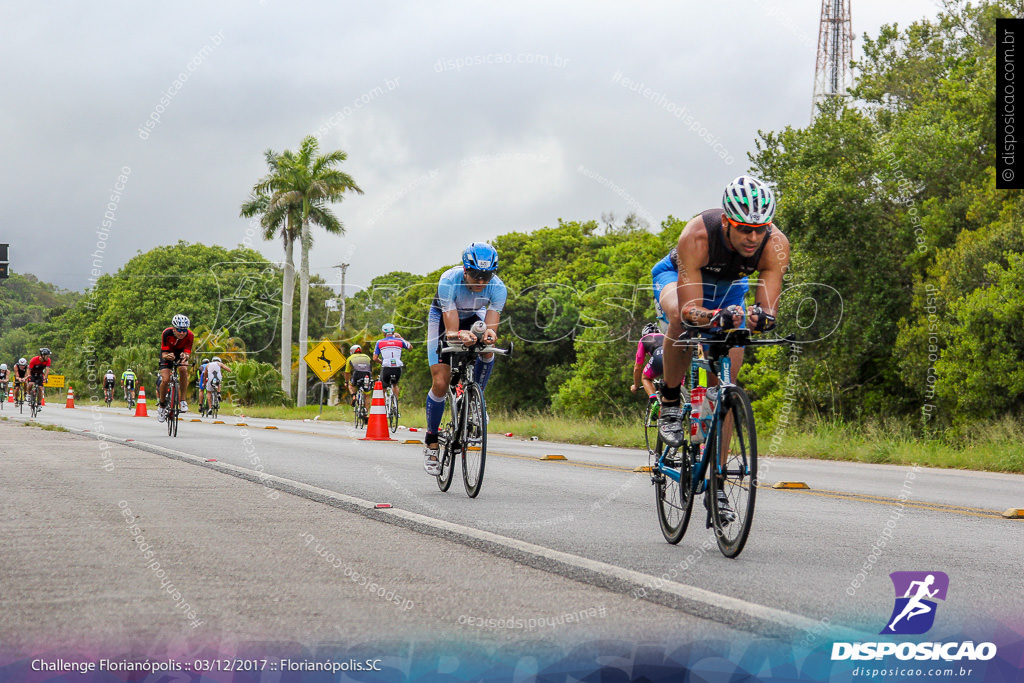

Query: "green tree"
(344, 271), (420, 338)
(241, 149), (302, 399)
(257, 135), (363, 406)
(934, 252), (1024, 419)
(551, 219), (673, 416)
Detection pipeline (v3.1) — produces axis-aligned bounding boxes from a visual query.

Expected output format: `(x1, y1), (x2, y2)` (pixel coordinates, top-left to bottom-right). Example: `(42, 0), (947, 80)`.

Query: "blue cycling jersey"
(432, 266), (507, 316)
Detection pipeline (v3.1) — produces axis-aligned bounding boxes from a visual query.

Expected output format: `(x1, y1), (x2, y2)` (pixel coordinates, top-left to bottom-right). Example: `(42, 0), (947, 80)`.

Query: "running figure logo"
(881, 571), (949, 635)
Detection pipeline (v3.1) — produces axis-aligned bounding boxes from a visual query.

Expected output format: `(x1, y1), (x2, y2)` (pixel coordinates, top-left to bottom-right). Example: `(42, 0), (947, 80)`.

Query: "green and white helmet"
(722, 175), (775, 225)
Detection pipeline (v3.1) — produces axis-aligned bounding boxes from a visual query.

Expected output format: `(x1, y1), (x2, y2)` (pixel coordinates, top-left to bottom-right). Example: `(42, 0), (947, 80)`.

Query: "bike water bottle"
(470, 320), (487, 341)
(689, 386), (706, 444)
(701, 386), (719, 439)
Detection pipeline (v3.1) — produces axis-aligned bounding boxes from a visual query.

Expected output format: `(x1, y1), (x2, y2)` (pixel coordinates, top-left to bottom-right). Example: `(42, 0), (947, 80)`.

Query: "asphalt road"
(2, 400), (1022, 661)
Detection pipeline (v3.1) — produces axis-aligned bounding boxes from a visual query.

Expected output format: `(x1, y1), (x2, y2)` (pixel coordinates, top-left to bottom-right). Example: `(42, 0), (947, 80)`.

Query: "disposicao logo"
(831, 571), (997, 662)
(881, 571), (948, 635)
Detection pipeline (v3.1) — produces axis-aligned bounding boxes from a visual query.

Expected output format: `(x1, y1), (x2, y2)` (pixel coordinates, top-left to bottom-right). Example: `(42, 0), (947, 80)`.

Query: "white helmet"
(722, 175), (776, 225)
(0, 364), (6, 371)
(18, 358), (27, 366)
(350, 344), (361, 353)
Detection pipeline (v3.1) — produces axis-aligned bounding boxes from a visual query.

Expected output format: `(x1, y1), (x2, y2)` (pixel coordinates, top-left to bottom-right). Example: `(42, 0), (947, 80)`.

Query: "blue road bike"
(651, 329), (792, 558)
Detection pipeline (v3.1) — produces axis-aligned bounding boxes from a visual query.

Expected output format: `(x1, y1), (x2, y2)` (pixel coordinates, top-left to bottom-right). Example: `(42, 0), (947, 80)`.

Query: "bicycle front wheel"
(644, 398), (660, 454)
(654, 437), (696, 544)
(436, 395), (457, 492)
(167, 383), (179, 437)
(708, 386), (757, 558)
(461, 383), (487, 498)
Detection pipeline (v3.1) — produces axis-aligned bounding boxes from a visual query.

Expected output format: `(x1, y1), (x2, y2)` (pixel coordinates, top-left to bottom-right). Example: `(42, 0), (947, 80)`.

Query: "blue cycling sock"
(474, 357), (495, 393)
(425, 390), (446, 439)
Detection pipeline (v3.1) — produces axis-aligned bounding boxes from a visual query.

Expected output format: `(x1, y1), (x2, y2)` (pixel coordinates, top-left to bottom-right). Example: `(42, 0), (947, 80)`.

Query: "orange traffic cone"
(360, 380), (394, 441)
(65, 385), (75, 408)
(6, 387), (12, 403)
(135, 385), (148, 417)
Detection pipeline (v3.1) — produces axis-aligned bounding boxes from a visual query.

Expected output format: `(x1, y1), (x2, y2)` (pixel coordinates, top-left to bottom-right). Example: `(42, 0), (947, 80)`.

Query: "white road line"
(30, 419), (868, 639)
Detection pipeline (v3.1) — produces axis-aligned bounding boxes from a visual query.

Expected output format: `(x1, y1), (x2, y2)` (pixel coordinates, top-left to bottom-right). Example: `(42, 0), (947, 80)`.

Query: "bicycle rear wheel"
(354, 393), (367, 429)
(210, 392), (219, 419)
(708, 386), (757, 558)
(386, 389), (398, 434)
(461, 383), (487, 498)
(436, 395), (457, 492)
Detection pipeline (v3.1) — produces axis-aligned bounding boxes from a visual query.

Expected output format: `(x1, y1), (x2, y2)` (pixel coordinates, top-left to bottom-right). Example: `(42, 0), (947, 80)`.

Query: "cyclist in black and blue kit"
(653, 175), (791, 517)
(422, 242), (507, 476)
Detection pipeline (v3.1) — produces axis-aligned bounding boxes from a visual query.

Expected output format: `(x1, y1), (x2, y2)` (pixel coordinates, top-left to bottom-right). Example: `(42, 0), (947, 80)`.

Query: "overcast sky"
(1, 0), (942, 298)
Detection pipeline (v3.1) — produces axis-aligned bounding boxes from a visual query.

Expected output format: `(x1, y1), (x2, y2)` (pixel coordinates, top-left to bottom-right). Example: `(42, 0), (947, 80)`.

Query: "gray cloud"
(0, 0), (940, 293)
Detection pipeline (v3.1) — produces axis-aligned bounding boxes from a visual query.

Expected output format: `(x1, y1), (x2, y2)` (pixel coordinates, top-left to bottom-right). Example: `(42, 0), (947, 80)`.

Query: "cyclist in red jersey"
(157, 314), (194, 422)
(27, 348), (52, 409)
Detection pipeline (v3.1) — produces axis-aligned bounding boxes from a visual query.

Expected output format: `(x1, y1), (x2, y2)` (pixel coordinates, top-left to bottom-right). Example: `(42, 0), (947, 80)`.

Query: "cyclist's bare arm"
(632, 361), (644, 391)
(749, 229), (791, 325)
(676, 219), (715, 328)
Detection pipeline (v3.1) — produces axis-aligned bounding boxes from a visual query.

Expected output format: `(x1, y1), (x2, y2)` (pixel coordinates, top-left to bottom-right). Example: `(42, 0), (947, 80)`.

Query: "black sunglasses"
(466, 269), (495, 282)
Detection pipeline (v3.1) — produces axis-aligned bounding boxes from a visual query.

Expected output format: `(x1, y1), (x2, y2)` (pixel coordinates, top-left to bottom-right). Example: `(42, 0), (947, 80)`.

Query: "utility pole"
(334, 262), (349, 330)
(812, 0), (854, 120)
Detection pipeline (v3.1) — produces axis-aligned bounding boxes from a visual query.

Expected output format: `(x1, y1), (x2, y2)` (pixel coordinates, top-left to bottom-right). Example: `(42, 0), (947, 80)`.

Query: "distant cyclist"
(630, 322), (665, 400)
(0, 363), (8, 395)
(103, 369), (116, 404)
(203, 356), (230, 413)
(121, 367), (137, 403)
(373, 323), (412, 399)
(27, 348), (52, 409)
(157, 314), (193, 422)
(344, 345), (373, 405)
(12, 358), (29, 398)
(422, 242), (506, 476)
(196, 359), (210, 414)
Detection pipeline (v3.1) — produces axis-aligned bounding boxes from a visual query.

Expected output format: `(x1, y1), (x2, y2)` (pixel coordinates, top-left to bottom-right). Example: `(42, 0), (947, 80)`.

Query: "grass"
(42, 384), (1023, 474)
(484, 409), (645, 449)
(239, 398), (1024, 474)
(765, 416), (1024, 474)
(22, 421), (69, 432)
(232, 404), (355, 422)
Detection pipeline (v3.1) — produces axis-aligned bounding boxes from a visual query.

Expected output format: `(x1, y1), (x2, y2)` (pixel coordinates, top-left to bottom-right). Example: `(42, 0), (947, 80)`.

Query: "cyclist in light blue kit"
(422, 242), (506, 476)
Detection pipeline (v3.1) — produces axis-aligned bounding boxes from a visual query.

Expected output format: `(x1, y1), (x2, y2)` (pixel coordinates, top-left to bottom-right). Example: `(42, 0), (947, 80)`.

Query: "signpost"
(303, 340), (344, 414)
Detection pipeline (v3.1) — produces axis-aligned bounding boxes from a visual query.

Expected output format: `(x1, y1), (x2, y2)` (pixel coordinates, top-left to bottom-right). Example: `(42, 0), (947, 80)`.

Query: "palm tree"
(262, 135), (362, 406)
(241, 150), (301, 397)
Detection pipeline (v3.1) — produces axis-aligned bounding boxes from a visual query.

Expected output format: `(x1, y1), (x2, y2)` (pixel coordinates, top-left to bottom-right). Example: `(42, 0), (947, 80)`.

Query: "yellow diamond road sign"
(304, 339), (344, 382)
